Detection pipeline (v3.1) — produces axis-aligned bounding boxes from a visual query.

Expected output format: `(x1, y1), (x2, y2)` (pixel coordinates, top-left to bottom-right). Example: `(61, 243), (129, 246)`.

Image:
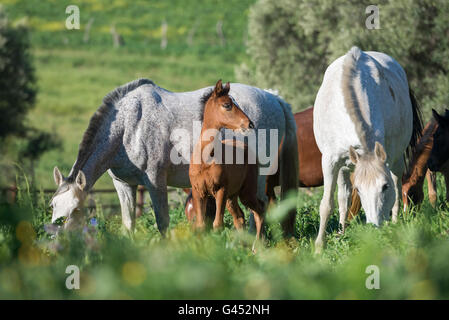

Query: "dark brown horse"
(185, 106), (361, 222)
(427, 109), (449, 202)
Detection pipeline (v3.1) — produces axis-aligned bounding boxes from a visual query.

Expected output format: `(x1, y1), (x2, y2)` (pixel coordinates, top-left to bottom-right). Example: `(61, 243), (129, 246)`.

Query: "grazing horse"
(50, 79), (298, 236)
(313, 46), (423, 250)
(184, 106), (362, 223)
(189, 80), (265, 246)
(427, 109), (449, 201)
(350, 119), (443, 219)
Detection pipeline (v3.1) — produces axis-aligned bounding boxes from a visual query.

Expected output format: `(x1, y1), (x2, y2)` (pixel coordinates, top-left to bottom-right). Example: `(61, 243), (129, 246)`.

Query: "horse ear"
(432, 109), (444, 125)
(349, 146), (359, 164)
(76, 170), (87, 191)
(213, 79), (223, 96)
(374, 142), (387, 163)
(53, 166), (63, 186)
(222, 82), (230, 95)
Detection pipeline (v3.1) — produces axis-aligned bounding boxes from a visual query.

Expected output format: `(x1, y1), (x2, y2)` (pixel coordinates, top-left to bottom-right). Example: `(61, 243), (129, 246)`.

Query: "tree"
(0, 6), (36, 139)
(238, 0), (449, 119)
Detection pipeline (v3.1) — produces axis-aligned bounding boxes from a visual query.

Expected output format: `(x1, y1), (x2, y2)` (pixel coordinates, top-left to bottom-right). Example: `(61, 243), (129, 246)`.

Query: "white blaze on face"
(50, 186), (81, 224)
(355, 172), (395, 226)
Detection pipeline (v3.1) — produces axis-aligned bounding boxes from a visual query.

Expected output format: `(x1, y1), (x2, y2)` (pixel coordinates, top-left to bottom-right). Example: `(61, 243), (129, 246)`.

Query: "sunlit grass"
(1, 175), (449, 299)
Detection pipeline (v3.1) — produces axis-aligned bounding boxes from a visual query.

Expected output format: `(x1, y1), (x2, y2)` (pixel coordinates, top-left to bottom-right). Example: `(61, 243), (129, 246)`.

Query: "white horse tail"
(341, 46), (371, 150)
(277, 96), (299, 236)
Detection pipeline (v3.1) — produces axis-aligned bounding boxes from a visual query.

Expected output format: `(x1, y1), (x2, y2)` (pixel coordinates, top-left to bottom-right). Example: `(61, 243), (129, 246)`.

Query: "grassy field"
(2, 177), (449, 299)
(2, 0), (449, 300)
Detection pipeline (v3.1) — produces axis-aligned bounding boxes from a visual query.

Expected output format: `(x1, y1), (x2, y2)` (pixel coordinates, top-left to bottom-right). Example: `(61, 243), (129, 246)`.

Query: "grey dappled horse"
(50, 79), (298, 235)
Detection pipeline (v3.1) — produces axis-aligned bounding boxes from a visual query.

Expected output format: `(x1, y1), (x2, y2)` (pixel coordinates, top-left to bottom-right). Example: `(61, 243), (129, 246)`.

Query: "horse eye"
(382, 184), (388, 192)
(223, 103), (232, 110)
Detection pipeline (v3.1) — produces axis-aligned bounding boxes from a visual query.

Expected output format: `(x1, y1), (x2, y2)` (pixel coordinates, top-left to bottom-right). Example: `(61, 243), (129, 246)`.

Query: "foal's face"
(50, 167), (87, 228)
(428, 109), (449, 172)
(350, 143), (395, 226)
(206, 80), (254, 132)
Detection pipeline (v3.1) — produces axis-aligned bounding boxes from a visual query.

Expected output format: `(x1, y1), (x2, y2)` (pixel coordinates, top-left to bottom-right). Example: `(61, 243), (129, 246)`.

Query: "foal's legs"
(111, 177), (137, 232)
(226, 197), (245, 230)
(213, 188), (227, 230)
(426, 169), (437, 207)
(191, 188), (207, 231)
(315, 156), (339, 252)
(337, 166), (352, 233)
(241, 196), (265, 253)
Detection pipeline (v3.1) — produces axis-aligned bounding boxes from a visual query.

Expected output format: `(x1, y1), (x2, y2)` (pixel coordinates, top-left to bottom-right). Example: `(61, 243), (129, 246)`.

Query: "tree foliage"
(0, 6), (36, 139)
(238, 0), (449, 118)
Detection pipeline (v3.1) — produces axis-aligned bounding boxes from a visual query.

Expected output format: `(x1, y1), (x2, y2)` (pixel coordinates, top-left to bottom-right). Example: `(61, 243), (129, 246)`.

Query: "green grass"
(1, 175), (449, 299)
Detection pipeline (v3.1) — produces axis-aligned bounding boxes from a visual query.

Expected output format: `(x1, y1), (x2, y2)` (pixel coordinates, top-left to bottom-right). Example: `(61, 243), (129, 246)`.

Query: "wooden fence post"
(83, 17), (94, 43)
(136, 185), (145, 217)
(7, 184), (17, 204)
(161, 19), (168, 49)
(216, 20), (226, 46)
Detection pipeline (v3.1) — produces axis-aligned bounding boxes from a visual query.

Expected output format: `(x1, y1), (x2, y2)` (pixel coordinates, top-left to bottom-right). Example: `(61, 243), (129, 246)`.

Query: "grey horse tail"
(405, 88), (423, 170)
(277, 96), (299, 237)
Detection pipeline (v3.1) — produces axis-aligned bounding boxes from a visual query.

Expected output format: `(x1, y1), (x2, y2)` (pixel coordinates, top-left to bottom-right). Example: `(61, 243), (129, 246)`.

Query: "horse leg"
(212, 188), (226, 230)
(249, 174), (269, 234)
(226, 197), (245, 230)
(112, 178), (137, 233)
(443, 170), (449, 203)
(315, 156), (339, 252)
(191, 188), (207, 231)
(390, 161), (404, 223)
(426, 169), (437, 207)
(347, 172), (361, 222)
(337, 166), (351, 234)
(145, 171), (170, 236)
(241, 195), (265, 253)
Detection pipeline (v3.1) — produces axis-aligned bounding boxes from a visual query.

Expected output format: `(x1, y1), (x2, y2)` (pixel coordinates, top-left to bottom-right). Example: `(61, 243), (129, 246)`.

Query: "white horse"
(313, 46), (422, 249)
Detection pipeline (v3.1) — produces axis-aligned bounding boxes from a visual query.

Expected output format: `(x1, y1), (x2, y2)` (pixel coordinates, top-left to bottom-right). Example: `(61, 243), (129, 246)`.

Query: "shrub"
(238, 0), (449, 118)
(0, 6), (36, 139)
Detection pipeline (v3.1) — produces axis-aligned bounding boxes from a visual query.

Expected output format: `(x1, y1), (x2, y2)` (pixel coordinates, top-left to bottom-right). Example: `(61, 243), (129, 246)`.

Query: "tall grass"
(1, 174), (449, 299)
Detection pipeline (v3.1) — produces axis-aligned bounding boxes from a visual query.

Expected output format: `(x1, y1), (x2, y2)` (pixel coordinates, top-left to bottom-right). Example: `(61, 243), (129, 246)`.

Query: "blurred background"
(1, 0), (448, 195)
(1, 0), (449, 299)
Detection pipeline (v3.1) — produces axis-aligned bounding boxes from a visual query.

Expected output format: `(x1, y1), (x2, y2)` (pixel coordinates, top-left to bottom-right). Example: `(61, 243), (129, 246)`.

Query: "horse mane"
(199, 88), (214, 109)
(68, 78), (154, 182)
(404, 88), (424, 170)
(341, 46), (370, 149)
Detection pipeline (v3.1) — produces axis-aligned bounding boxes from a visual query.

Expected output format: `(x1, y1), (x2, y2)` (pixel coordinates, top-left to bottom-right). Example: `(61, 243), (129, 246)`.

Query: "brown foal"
(185, 106), (361, 224)
(189, 80), (265, 247)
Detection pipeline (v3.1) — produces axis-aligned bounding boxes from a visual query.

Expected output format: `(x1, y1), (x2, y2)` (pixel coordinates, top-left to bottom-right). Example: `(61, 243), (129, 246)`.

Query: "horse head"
(203, 80), (254, 133)
(49, 167), (88, 230)
(349, 142), (395, 226)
